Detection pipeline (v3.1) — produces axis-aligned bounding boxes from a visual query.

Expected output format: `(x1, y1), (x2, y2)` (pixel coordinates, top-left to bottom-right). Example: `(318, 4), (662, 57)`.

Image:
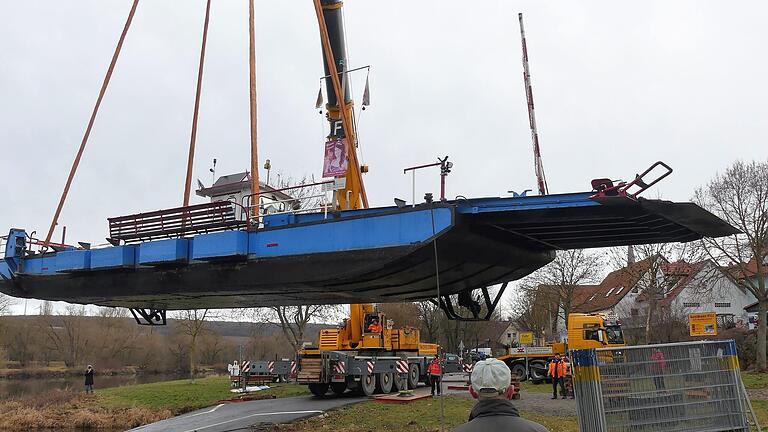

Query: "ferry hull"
(1, 193), (738, 309)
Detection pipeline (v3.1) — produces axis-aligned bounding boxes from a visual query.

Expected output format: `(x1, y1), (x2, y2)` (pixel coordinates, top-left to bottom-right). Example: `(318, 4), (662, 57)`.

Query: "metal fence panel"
(572, 340), (755, 432)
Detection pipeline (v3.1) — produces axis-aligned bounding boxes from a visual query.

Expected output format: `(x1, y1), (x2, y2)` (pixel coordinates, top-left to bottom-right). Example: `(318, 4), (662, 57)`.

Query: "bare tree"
(517, 249), (604, 338)
(39, 300), (53, 316)
(266, 174), (328, 213)
(249, 305), (340, 351)
(509, 287), (553, 339)
(607, 243), (690, 344)
(693, 160), (768, 369)
(92, 308), (138, 368)
(378, 303), (421, 328)
(0, 295), (13, 316)
(174, 309), (212, 378)
(415, 301), (441, 343)
(40, 305), (89, 367)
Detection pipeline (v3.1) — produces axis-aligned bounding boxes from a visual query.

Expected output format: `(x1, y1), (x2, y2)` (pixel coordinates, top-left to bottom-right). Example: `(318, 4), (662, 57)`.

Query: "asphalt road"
(128, 394), (365, 432)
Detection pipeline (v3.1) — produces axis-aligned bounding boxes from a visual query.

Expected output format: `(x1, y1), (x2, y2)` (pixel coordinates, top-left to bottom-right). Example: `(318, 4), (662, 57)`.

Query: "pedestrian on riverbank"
(84, 365), (94, 394)
(454, 359), (549, 432)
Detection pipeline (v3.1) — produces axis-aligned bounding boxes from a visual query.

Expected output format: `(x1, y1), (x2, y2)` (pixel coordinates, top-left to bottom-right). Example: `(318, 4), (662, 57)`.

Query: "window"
(605, 325), (624, 344)
(683, 302), (701, 308)
(717, 314), (736, 330)
(584, 329), (600, 342)
(588, 294), (597, 302)
(605, 288), (615, 297)
(614, 287), (624, 295)
(715, 302), (731, 308)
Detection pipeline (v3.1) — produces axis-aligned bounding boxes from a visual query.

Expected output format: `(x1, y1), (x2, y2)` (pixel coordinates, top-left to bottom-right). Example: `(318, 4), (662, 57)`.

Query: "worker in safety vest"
(428, 356), (443, 396)
(367, 317), (382, 333)
(547, 354), (567, 399)
(562, 356), (574, 399)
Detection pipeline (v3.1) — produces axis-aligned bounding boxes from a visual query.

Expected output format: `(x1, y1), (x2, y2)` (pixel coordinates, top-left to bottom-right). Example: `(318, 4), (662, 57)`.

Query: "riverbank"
(0, 364), (201, 380)
(0, 375), (309, 430)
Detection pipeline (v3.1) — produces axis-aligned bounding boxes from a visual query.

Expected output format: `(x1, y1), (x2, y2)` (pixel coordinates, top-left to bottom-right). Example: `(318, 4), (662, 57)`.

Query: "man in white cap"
(454, 359), (549, 432)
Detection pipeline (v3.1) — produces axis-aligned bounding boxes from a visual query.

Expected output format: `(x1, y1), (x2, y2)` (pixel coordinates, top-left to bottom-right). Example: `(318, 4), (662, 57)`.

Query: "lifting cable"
(43, 0), (140, 248)
(182, 0), (213, 207)
(429, 204), (446, 432)
(247, 0), (261, 217)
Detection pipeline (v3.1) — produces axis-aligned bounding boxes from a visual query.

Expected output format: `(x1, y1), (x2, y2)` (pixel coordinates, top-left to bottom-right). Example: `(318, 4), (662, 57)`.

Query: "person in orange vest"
(562, 356), (574, 399)
(428, 356), (443, 396)
(367, 317), (382, 333)
(547, 354), (567, 399)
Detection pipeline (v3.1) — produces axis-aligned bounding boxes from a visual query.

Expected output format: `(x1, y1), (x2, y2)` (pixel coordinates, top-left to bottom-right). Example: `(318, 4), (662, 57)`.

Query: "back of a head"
(470, 358), (511, 399)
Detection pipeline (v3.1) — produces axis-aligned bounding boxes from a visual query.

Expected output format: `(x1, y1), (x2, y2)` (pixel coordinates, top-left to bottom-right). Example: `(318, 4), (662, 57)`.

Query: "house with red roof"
(655, 260), (756, 329)
(555, 257), (756, 336)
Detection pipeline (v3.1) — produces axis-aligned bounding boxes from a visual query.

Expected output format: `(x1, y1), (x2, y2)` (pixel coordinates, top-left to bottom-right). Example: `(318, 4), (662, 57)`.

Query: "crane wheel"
(330, 381), (347, 395)
(407, 364), (419, 389)
(510, 363), (527, 382)
(375, 372), (393, 393)
(357, 374), (376, 396)
(308, 383), (329, 397)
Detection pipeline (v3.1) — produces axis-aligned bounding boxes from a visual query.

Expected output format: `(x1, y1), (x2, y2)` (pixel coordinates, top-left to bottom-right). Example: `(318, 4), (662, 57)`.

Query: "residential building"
(658, 260), (755, 329)
(553, 257), (756, 338)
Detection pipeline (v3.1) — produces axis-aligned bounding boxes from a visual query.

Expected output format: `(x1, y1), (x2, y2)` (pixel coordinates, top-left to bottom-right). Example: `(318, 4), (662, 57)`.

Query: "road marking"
(180, 410), (323, 432)
(126, 404), (227, 431)
(186, 403), (225, 417)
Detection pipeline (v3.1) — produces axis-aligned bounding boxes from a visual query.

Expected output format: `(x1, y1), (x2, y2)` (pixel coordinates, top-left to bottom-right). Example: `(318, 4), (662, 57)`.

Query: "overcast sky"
(2, 1), (767, 315)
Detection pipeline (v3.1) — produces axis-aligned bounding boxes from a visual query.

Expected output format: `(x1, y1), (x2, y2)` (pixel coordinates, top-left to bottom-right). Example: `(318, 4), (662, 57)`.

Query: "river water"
(0, 373), (185, 399)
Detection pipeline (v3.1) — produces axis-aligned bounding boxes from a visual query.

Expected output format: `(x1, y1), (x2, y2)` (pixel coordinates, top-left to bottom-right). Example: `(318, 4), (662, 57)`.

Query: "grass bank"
(0, 375), (309, 430)
(278, 396), (578, 432)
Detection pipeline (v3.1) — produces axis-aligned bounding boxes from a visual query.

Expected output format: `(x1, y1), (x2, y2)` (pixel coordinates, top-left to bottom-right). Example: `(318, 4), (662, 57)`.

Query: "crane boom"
(518, 13), (549, 196)
(314, 0), (368, 210)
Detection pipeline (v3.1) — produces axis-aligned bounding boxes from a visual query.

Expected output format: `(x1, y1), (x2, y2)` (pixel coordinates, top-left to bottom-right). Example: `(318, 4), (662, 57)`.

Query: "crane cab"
(360, 312), (386, 349)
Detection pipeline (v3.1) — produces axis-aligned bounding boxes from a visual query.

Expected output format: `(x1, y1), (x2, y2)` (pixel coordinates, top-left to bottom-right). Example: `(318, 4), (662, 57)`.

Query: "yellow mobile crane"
(294, 1), (439, 397)
(298, 304), (439, 396)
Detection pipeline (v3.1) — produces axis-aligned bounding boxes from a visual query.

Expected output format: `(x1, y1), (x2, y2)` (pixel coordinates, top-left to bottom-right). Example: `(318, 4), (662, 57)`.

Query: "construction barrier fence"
(571, 340), (760, 432)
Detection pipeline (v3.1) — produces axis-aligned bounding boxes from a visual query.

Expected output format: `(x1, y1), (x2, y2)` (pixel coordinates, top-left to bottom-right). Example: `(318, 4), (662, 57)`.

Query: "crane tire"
(357, 374), (376, 396)
(407, 364), (420, 389)
(510, 363), (527, 382)
(376, 372), (393, 394)
(330, 381), (347, 395)
(308, 383), (329, 397)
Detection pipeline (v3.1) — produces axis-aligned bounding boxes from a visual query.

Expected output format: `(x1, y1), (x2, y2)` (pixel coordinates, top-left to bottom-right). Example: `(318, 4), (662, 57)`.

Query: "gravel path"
(447, 384), (577, 417)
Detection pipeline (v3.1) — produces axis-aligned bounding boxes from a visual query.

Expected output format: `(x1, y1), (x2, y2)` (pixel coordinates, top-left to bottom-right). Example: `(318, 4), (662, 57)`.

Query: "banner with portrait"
(322, 138), (348, 178)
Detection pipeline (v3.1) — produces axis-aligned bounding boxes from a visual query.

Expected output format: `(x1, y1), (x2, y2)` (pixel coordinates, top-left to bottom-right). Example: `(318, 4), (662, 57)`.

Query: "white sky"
(2, 1), (767, 315)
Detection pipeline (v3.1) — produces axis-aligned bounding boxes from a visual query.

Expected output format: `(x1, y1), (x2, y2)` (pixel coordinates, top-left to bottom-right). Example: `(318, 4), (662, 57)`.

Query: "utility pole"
(518, 13), (549, 196)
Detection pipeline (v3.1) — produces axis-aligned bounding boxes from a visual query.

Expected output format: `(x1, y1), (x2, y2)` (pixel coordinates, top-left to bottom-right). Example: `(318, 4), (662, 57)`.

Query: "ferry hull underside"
(1, 225), (553, 309)
(1, 192), (738, 309)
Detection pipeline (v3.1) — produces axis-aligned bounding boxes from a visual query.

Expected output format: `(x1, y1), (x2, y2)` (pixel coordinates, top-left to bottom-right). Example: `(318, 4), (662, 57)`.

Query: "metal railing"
(241, 183), (334, 224)
(572, 340), (760, 432)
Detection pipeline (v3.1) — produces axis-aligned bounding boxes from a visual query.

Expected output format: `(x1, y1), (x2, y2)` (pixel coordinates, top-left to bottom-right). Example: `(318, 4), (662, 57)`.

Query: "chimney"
(627, 245), (635, 266)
